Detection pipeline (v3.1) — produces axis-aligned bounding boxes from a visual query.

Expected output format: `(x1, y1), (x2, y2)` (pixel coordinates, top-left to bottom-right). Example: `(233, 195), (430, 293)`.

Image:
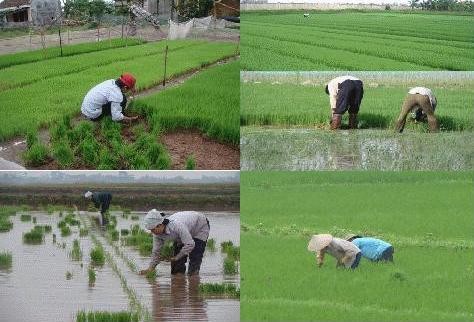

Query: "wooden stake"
(58, 23), (63, 56)
(162, 45), (168, 86)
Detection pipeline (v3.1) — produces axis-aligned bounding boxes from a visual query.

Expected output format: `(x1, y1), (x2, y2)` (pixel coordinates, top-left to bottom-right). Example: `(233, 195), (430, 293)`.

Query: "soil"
(161, 129), (240, 170)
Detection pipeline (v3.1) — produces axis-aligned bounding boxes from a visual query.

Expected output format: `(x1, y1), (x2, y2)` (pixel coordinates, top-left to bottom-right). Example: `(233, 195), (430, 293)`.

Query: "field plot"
(241, 10), (474, 71)
(0, 39), (239, 169)
(240, 171), (474, 321)
(0, 207), (240, 322)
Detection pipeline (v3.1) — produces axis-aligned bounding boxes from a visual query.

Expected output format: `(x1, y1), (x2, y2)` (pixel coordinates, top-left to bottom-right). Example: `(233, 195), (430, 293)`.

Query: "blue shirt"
(352, 237), (392, 261)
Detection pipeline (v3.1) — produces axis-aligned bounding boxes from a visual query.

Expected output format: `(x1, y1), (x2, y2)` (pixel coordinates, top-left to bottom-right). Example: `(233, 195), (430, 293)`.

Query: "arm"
(173, 224), (195, 261)
(140, 236), (163, 275)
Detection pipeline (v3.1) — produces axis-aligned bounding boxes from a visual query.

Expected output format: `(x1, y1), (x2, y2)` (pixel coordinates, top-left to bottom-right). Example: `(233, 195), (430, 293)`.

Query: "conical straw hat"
(307, 234), (333, 252)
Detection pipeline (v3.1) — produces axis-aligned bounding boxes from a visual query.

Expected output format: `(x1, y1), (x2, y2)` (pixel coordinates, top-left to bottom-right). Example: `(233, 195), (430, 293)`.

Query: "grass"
(240, 171), (474, 321)
(90, 245), (105, 266)
(88, 267), (96, 286)
(240, 73), (474, 131)
(0, 40), (237, 142)
(76, 311), (139, 322)
(133, 60), (240, 145)
(0, 251), (12, 269)
(199, 282), (240, 298)
(23, 227), (44, 244)
(241, 10), (474, 70)
(70, 239), (82, 261)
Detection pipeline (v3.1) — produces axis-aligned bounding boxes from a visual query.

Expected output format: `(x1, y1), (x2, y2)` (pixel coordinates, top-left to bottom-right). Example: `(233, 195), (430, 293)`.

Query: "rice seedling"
(199, 283), (240, 298)
(120, 229), (129, 236)
(130, 215), (139, 221)
(70, 239), (82, 261)
(26, 130), (39, 149)
(23, 227), (44, 244)
(22, 142), (49, 166)
(220, 240), (234, 253)
(20, 214), (31, 222)
(185, 154), (196, 170)
(64, 213), (80, 226)
(34, 225), (52, 233)
(79, 228), (89, 237)
(0, 219), (13, 232)
(61, 225), (71, 237)
(66, 271), (73, 280)
(88, 267), (96, 286)
(123, 208), (131, 215)
(0, 251), (12, 269)
(51, 140), (74, 168)
(52, 233), (56, 243)
(109, 230), (119, 242)
(146, 269), (157, 281)
(160, 241), (174, 260)
(223, 257), (238, 275)
(90, 245), (105, 266)
(32, 217), (37, 224)
(76, 311), (139, 322)
(206, 238), (216, 251)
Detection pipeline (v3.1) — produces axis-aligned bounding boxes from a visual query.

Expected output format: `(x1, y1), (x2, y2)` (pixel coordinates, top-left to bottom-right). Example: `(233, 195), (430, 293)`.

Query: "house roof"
(0, 0), (30, 9)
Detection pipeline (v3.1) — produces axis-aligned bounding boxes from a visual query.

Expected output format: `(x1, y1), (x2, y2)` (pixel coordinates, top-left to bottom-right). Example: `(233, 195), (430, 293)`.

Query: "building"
(0, 0), (60, 26)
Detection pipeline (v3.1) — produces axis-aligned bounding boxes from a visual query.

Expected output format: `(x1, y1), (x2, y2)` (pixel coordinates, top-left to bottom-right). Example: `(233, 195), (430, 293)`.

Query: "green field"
(241, 171), (474, 321)
(241, 72), (474, 131)
(241, 10), (474, 70)
(0, 39), (237, 141)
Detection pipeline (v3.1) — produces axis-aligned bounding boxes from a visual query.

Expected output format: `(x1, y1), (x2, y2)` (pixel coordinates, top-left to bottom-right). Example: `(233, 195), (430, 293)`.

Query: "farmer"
(325, 75), (364, 130)
(346, 234), (394, 262)
(139, 209), (210, 276)
(307, 234), (361, 269)
(395, 87), (439, 133)
(84, 191), (112, 226)
(81, 73), (139, 123)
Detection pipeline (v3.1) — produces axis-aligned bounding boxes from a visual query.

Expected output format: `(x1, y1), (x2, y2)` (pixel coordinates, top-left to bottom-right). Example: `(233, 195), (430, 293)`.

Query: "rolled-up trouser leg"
(334, 80), (354, 115)
(417, 95), (438, 132)
(395, 94), (417, 133)
(171, 243), (187, 275)
(188, 238), (207, 275)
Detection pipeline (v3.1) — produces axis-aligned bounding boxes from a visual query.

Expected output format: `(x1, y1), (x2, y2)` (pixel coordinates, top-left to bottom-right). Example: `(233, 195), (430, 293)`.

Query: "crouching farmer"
(81, 73), (139, 123)
(84, 191), (112, 226)
(307, 234), (361, 269)
(395, 87), (438, 133)
(325, 76), (364, 130)
(140, 209), (210, 276)
(346, 234), (394, 262)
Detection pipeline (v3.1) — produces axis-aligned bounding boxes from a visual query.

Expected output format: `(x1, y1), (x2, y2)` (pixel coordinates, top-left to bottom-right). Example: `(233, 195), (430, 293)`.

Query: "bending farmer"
(325, 76), (364, 130)
(307, 234), (361, 269)
(140, 209), (210, 276)
(84, 191), (112, 226)
(395, 87), (438, 133)
(81, 73), (139, 123)
(346, 234), (394, 262)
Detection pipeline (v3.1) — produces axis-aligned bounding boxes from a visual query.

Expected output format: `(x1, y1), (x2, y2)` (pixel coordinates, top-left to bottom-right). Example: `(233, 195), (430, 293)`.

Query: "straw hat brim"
(307, 234), (333, 252)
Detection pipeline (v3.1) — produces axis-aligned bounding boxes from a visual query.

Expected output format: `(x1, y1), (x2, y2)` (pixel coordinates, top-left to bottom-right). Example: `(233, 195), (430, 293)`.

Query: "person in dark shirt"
(84, 191), (112, 226)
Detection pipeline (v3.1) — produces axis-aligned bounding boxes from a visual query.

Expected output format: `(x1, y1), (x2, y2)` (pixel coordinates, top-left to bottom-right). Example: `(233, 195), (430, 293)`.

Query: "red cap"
(120, 73), (136, 90)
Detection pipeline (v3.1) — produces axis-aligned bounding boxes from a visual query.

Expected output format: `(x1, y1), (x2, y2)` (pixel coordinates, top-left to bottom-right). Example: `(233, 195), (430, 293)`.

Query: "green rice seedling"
(206, 238), (216, 251)
(52, 234), (56, 243)
(146, 269), (157, 281)
(223, 257), (238, 275)
(97, 148), (119, 170)
(160, 241), (174, 260)
(50, 122), (68, 143)
(51, 140), (74, 168)
(61, 225), (71, 237)
(120, 229), (129, 236)
(138, 242), (153, 256)
(20, 214), (31, 222)
(220, 240), (234, 253)
(130, 224), (140, 235)
(88, 267), (96, 286)
(0, 251), (12, 269)
(199, 283), (239, 298)
(43, 225), (52, 233)
(130, 215), (139, 221)
(79, 228), (89, 237)
(0, 218), (13, 232)
(185, 154), (196, 170)
(62, 242), (66, 249)
(26, 130), (39, 149)
(23, 228), (44, 244)
(227, 246), (240, 261)
(57, 220), (66, 228)
(90, 245), (105, 266)
(34, 225), (52, 234)
(32, 217), (37, 224)
(66, 271), (73, 280)
(79, 135), (100, 166)
(64, 213), (80, 226)
(23, 142), (49, 166)
(70, 239), (82, 261)
(76, 310), (139, 322)
(123, 208), (131, 215)
(109, 230), (119, 242)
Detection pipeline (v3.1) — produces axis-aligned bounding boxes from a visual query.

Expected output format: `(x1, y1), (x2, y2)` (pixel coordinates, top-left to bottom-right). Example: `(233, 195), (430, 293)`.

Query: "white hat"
(84, 191), (93, 198)
(307, 234), (333, 252)
(144, 209), (165, 230)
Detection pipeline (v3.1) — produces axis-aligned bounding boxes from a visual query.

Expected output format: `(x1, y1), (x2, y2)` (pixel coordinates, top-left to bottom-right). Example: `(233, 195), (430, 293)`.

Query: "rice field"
(240, 171), (474, 321)
(241, 10), (474, 71)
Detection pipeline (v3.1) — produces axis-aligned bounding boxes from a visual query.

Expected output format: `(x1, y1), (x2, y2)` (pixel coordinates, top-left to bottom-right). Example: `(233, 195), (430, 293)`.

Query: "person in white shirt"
(81, 73), (139, 123)
(308, 234), (362, 269)
(395, 87), (438, 132)
(325, 76), (364, 130)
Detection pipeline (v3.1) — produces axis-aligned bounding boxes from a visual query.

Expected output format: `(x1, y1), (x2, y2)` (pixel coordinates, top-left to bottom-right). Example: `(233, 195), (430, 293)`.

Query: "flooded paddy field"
(0, 209), (239, 321)
(241, 128), (474, 170)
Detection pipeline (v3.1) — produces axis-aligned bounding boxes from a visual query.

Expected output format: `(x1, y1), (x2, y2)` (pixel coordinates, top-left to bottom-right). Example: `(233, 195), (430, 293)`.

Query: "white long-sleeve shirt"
(318, 237), (361, 268)
(327, 76), (361, 111)
(408, 87), (437, 110)
(81, 79), (125, 121)
(149, 211), (210, 268)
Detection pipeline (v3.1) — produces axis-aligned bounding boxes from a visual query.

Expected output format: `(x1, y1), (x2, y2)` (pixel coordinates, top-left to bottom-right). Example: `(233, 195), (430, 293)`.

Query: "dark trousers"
(379, 246), (394, 262)
(395, 94), (438, 133)
(171, 238), (207, 275)
(334, 80), (364, 115)
(91, 95), (127, 122)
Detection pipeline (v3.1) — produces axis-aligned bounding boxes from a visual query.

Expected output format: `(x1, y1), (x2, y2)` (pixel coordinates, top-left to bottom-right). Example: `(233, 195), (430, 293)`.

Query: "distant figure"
(395, 87), (438, 133)
(140, 209), (210, 276)
(84, 191), (112, 226)
(303, 13), (310, 18)
(307, 234), (361, 269)
(81, 73), (139, 123)
(325, 76), (364, 130)
(346, 234), (394, 262)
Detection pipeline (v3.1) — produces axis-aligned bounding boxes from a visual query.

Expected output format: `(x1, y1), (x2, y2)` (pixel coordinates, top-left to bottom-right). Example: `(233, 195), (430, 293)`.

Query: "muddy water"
(241, 128), (474, 170)
(103, 211), (240, 322)
(0, 211), (240, 322)
(0, 211), (131, 322)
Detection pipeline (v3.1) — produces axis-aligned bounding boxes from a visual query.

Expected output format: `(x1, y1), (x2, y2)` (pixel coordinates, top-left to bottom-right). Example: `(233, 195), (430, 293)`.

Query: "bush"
(23, 142), (49, 166)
